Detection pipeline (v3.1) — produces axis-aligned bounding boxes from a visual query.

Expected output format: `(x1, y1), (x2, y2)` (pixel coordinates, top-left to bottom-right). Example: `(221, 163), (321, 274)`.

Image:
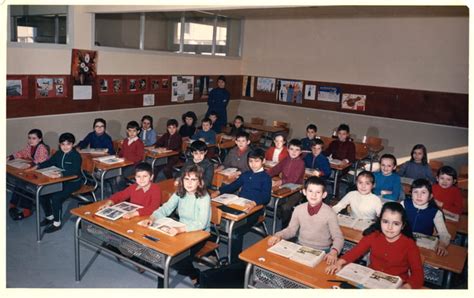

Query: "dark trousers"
(40, 179), (82, 221)
(229, 209), (263, 263)
(277, 192), (304, 229)
(10, 187), (34, 210)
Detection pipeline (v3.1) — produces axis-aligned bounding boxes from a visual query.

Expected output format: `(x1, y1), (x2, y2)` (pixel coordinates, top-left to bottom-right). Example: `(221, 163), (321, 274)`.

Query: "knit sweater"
(179, 125), (196, 139)
(323, 139), (355, 163)
(191, 129), (216, 144)
(152, 192), (211, 232)
(398, 161), (435, 183)
(266, 156), (305, 185)
(223, 147), (251, 173)
(341, 231), (424, 289)
(119, 138), (144, 165)
(78, 131), (115, 155)
(373, 171), (402, 201)
(303, 152), (331, 179)
(332, 190), (382, 220)
(300, 137), (316, 152)
(138, 128), (157, 147)
(38, 149), (83, 183)
(13, 143), (49, 164)
(275, 203), (344, 253)
(219, 170), (272, 206)
(155, 132), (182, 152)
(265, 146), (289, 163)
(432, 184), (464, 215)
(109, 183), (162, 216)
(183, 158), (214, 188)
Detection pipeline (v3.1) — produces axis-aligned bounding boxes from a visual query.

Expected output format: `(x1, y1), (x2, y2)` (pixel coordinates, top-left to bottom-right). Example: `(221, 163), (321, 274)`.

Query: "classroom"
(5, 3), (469, 291)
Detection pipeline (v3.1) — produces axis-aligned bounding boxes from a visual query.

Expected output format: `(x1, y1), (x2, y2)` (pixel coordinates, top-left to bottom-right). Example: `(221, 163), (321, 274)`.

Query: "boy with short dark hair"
(323, 123), (355, 164)
(208, 111), (221, 133)
(219, 131), (251, 173)
(304, 139), (331, 180)
(117, 120), (145, 190)
(154, 119), (182, 180)
(183, 140), (214, 188)
(301, 124), (317, 151)
(214, 148), (272, 262)
(192, 118), (217, 145)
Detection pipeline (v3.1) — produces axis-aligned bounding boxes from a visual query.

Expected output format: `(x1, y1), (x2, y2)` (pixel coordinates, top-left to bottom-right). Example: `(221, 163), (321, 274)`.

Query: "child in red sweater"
(116, 121), (144, 190)
(433, 166), (464, 217)
(99, 162), (161, 219)
(326, 202), (424, 289)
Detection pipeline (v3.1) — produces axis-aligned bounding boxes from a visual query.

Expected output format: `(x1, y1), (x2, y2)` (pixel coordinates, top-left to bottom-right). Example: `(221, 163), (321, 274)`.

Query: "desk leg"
(445, 271), (452, 289)
(151, 158), (157, 169)
(227, 220), (235, 263)
(332, 170), (340, 198)
(244, 263), (253, 288)
(74, 217), (82, 282)
(35, 185), (44, 243)
(100, 170), (107, 201)
(164, 256), (172, 288)
(272, 197), (281, 235)
(369, 154), (374, 172)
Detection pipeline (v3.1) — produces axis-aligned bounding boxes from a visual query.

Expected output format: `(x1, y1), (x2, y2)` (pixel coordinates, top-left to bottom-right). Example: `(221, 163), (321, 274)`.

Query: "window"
(10, 5), (68, 44)
(94, 10), (242, 57)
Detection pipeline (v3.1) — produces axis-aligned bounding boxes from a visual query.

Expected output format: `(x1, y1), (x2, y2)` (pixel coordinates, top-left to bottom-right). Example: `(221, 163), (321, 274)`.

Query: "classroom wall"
(241, 12), (468, 93)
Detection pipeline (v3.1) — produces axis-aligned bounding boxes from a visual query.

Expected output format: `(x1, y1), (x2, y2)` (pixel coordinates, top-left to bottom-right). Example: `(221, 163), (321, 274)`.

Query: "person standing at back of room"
(205, 75), (230, 133)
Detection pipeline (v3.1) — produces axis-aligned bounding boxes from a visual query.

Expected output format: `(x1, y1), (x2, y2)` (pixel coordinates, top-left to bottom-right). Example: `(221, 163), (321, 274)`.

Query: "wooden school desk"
(71, 202), (209, 288)
(268, 183), (304, 234)
(329, 160), (352, 198)
(6, 164), (78, 242)
(339, 226), (467, 288)
(245, 123), (287, 146)
(239, 236), (346, 288)
(93, 158), (134, 200)
(211, 201), (264, 263)
(144, 149), (179, 169)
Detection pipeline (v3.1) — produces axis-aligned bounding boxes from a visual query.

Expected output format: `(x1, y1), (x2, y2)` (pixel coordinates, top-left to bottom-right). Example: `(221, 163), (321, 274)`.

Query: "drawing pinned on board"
(242, 76), (255, 97)
(304, 84), (317, 100)
(171, 76), (194, 102)
(342, 93), (366, 111)
(256, 77), (276, 93)
(317, 86), (341, 103)
(276, 79), (303, 104)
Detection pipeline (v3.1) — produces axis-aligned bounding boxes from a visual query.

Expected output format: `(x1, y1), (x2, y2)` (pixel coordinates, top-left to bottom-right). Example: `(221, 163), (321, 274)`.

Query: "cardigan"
(303, 152), (331, 179)
(152, 192), (211, 232)
(373, 171), (402, 201)
(13, 143), (49, 164)
(119, 138), (144, 165)
(275, 203), (344, 253)
(332, 190), (382, 220)
(219, 170), (272, 206)
(78, 131), (115, 155)
(341, 231), (424, 289)
(300, 137), (316, 152)
(109, 183), (162, 216)
(398, 161), (435, 183)
(432, 184), (464, 215)
(155, 132), (182, 152)
(323, 139), (355, 163)
(223, 147), (251, 173)
(138, 128), (157, 147)
(266, 156), (305, 185)
(265, 146), (289, 163)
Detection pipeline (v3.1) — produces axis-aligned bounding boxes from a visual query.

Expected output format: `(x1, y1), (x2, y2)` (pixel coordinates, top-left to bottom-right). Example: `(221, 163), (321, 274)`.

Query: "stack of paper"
(267, 240), (326, 268)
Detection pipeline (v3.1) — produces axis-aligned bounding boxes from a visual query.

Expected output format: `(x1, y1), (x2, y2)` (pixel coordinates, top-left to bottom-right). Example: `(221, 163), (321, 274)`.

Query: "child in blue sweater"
(300, 123), (317, 151)
(213, 148), (272, 262)
(373, 154), (402, 201)
(192, 118), (216, 144)
(78, 118), (115, 154)
(303, 138), (331, 180)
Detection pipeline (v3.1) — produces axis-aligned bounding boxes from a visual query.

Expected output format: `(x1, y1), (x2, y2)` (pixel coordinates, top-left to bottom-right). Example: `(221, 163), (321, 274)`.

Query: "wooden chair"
(156, 178), (176, 205)
(428, 159), (444, 177)
(195, 204), (222, 266)
(365, 136), (384, 171)
(250, 117), (264, 125)
(113, 139), (123, 156)
(353, 142), (369, 182)
(318, 136), (333, 150)
(458, 164), (468, 179)
(71, 154), (98, 203)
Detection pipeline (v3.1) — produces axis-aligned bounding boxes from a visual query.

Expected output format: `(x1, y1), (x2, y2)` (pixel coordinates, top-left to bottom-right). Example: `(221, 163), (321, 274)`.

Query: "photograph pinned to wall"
(276, 79), (303, 104)
(71, 49), (97, 86)
(99, 78), (108, 93)
(113, 79), (122, 93)
(171, 75), (194, 102)
(317, 86), (341, 103)
(256, 77), (276, 93)
(143, 94), (155, 106)
(342, 93), (367, 111)
(242, 76), (255, 97)
(195, 76), (214, 99)
(35, 76), (68, 99)
(6, 76), (29, 99)
(151, 79), (160, 91)
(96, 76), (122, 95)
(304, 84), (317, 100)
(149, 76), (171, 95)
(127, 77), (148, 94)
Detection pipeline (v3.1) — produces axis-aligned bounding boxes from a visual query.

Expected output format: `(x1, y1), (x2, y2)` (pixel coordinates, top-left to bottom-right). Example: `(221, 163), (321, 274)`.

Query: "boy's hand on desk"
(324, 250), (338, 265)
(49, 171), (62, 178)
(343, 159), (350, 164)
(325, 259), (346, 275)
(122, 211), (139, 219)
(267, 235), (282, 246)
(436, 244), (449, 256)
(97, 200), (113, 211)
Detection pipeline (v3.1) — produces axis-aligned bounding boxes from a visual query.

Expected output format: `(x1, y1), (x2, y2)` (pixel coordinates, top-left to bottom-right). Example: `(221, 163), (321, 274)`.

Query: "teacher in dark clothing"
(205, 75), (230, 133)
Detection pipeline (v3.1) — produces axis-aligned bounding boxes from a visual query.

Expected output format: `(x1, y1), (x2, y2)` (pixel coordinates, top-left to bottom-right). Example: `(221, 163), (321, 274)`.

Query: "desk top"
(71, 202), (209, 257)
(271, 184), (303, 198)
(239, 236), (345, 288)
(93, 159), (134, 171)
(211, 201), (263, 221)
(7, 165), (78, 186)
(330, 161), (351, 171)
(245, 123), (286, 134)
(144, 149), (179, 159)
(446, 215), (468, 235)
(340, 226), (467, 274)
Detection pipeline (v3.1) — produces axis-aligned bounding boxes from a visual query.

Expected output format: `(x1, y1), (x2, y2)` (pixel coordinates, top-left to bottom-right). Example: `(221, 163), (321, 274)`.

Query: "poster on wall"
(149, 76), (171, 94)
(143, 94), (155, 106)
(195, 76), (214, 99)
(256, 77), (276, 93)
(7, 76), (29, 99)
(242, 76), (255, 97)
(34, 76), (68, 99)
(171, 76), (194, 102)
(276, 79), (303, 104)
(71, 49), (97, 86)
(304, 84), (317, 100)
(317, 86), (341, 103)
(341, 93), (367, 111)
(97, 76), (123, 95)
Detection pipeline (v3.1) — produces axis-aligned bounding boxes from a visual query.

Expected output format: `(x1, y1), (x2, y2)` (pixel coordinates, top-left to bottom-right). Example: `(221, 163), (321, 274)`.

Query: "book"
(141, 217), (186, 236)
(329, 158), (343, 165)
(36, 166), (65, 178)
(413, 232), (439, 250)
(93, 155), (125, 164)
(443, 211), (460, 222)
(219, 167), (239, 176)
(337, 214), (374, 231)
(264, 160), (278, 168)
(400, 177), (414, 185)
(273, 187), (292, 197)
(95, 202), (143, 221)
(79, 148), (108, 154)
(336, 263), (403, 289)
(212, 193), (253, 207)
(147, 148), (172, 154)
(7, 159), (32, 169)
(267, 239), (326, 268)
(280, 183), (302, 191)
(305, 168), (320, 176)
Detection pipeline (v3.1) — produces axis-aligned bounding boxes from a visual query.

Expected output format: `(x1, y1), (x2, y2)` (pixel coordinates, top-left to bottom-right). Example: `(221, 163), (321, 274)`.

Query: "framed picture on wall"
(304, 84), (317, 100)
(127, 76), (149, 94)
(97, 76), (123, 95)
(276, 79), (303, 104)
(7, 75), (29, 99)
(149, 75), (171, 94)
(342, 93), (367, 111)
(256, 77), (276, 93)
(317, 86), (341, 103)
(34, 75), (69, 99)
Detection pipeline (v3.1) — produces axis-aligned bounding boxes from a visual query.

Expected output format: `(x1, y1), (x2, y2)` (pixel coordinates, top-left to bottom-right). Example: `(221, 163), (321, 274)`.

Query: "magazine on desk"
(93, 155), (125, 164)
(95, 202), (143, 220)
(140, 217), (186, 236)
(413, 232), (439, 250)
(264, 160), (278, 168)
(79, 148), (108, 154)
(36, 166), (65, 178)
(212, 193), (253, 210)
(7, 159), (32, 169)
(337, 214), (374, 231)
(336, 263), (403, 289)
(147, 148), (172, 154)
(267, 239), (326, 268)
(329, 158), (343, 166)
(280, 183), (302, 191)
